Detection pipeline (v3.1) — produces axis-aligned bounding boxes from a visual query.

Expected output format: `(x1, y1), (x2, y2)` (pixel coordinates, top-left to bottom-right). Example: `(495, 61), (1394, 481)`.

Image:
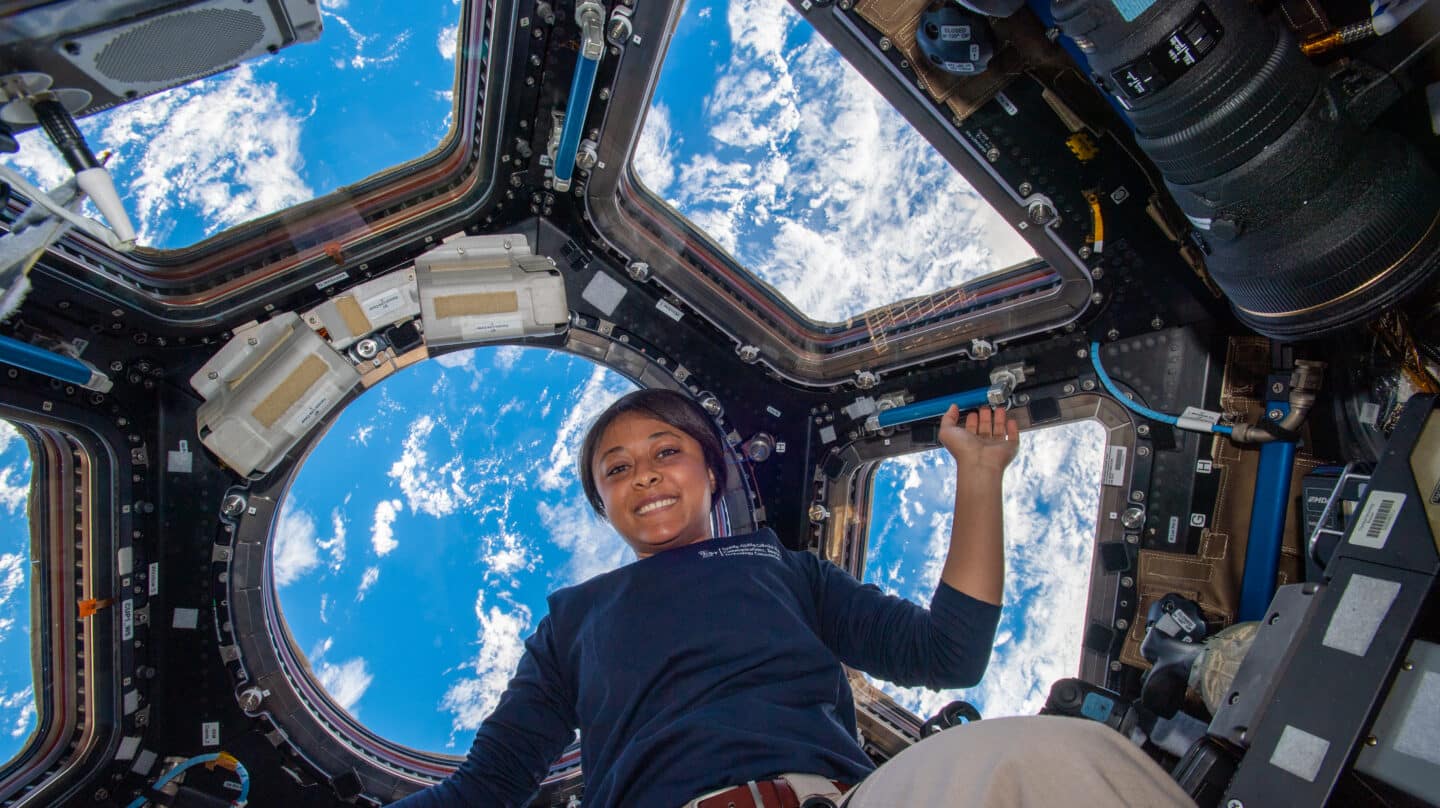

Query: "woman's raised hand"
(938, 403), (1020, 475)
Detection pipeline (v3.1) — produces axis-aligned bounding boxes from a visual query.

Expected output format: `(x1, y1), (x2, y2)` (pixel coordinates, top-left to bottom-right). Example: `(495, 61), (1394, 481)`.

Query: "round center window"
(275, 346), (636, 752)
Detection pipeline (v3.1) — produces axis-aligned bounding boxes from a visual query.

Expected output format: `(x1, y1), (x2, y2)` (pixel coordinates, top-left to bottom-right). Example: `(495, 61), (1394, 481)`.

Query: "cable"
(1089, 342), (1234, 435)
(125, 752), (251, 808)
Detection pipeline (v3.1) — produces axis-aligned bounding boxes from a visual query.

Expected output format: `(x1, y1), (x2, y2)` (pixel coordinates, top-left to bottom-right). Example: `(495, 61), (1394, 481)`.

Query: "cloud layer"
(633, 0), (1034, 322)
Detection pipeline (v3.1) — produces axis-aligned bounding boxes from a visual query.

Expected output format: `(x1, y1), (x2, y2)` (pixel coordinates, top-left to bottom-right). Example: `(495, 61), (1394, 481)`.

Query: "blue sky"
(0, 423), (35, 763)
(0, 0), (1104, 768)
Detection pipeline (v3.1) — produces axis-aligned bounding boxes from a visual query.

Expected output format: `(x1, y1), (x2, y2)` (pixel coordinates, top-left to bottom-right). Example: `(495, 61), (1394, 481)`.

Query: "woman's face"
(591, 412), (714, 558)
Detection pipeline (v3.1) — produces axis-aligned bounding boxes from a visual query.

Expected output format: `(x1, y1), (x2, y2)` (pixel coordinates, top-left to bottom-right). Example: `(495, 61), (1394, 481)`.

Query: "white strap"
(779, 773), (844, 800)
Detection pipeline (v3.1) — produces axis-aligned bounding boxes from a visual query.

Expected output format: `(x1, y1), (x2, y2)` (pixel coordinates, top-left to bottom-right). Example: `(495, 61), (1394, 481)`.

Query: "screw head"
(221, 494), (248, 518)
(1109, 660), (1123, 671)
(809, 504), (831, 522)
(985, 147), (1001, 162)
(1018, 182), (1033, 197)
(1227, 800), (1243, 808)
(1079, 245), (1092, 259)
(1267, 408), (1283, 421)
(1106, 328), (1120, 341)
(1151, 317), (1164, 330)
(1081, 380), (1095, 391)
(1090, 292), (1104, 305)
(738, 345), (761, 363)
(1063, 383), (1076, 395)
(1137, 424), (1150, 436)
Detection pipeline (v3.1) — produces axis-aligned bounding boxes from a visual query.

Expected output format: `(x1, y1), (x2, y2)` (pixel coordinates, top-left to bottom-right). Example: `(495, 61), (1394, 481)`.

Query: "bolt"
(1121, 506), (1145, 529)
(626, 262), (651, 282)
(1017, 394), (1030, 405)
(1137, 424), (1150, 436)
(1365, 736), (1378, 747)
(1081, 379), (1095, 391)
(221, 494), (247, 518)
(855, 370), (878, 389)
(700, 395), (723, 417)
(1079, 245), (1092, 259)
(1018, 182), (1033, 196)
(1091, 266), (1104, 279)
(1063, 383), (1076, 395)
(598, 88), (611, 101)
(1137, 446), (1150, 457)
(1271, 381), (1285, 394)
(1130, 491), (1145, 502)
(1120, 576), (1134, 587)
(239, 688), (264, 712)
(738, 345), (761, 363)
(355, 338), (380, 360)
(809, 504), (831, 522)
(1402, 660), (1414, 671)
(110, 360), (124, 372)
(1107, 328), (1120, 341)
(1109, 660), (1123, 672)
(1090, 292), (1104, 305)
(1227, 800), (1243, 808)
(879, 37), (891, 50)
(1076, 348), (1089, 359)
(1151, 317), (1164, 330)
(986, 147), (1001, 162)
(1115, 618), (1129, 630)
(1125, 534), (1139, 544)
(1268, 408), (1283, 421)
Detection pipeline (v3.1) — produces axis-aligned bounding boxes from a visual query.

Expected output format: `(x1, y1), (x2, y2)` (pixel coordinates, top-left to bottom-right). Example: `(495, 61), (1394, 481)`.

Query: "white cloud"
(316, 657), (373, 716)
(272, 505), (322, 587)
(536, 500), (631, 585)
(388, 415), (474, 517)
(493, 345), (524, 372)
(1, 688), (34, 740)
(0, 553), (25, 643)
(0, 422), (20, 456)
(437, 23), (459, 61)
(869, 421), (1105, 720)
(433, 349), (475, 369)
(371, 498), (403, 556)
(316, 509), (346, 572)
(356, 566), (380, 601)
(352, 425), (375, 446)
(309, 636), (334, 661)
(0, 466), (27, 514)
(7, 130), (72, 193)
(644, 1), (1034, 322)
(633, 104), (677, 196)
(441, 592), (531, 745)
(319, 593), (331, 624)
(538, 366), (633, 491)
(94, 64), (313, 245)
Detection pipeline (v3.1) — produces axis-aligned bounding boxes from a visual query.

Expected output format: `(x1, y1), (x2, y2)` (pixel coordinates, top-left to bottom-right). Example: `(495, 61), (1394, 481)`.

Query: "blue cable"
(126, 753), (251, 808)
(1089, 342), (1233, 436)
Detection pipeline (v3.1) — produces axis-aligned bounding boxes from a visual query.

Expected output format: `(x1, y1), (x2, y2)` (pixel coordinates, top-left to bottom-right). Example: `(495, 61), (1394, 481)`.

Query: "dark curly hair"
(578, 389), (727, 516)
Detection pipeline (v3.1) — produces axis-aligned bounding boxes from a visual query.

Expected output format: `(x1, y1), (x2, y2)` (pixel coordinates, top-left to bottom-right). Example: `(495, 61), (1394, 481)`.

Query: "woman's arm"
(936, 404), (1019, 606)
(391, 615), (577, 807)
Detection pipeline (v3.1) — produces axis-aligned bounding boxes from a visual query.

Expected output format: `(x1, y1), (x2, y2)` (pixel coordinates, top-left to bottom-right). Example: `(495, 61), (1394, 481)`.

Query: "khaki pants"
(838, 716), (1196, 807)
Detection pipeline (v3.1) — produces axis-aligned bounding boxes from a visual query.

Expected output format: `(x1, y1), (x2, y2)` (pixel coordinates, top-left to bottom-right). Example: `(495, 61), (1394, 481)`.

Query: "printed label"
(460, 312), (524, 339)
(148, 562), (159, 596)
(1350, 490), (1405, 549)
(1196, 460), (1213, 474)
(696, 542), (782, 562)
(995, 92), (1018, 116)
(122, 599), (134, 641)
(655, 300), (684, 322)
(1181, 406), (1221, 425)
(362, 288), (408, 322)
(765, 406), (782, 418)
(940, 24), (971, 41)
(1167, 516), (1180, 544)
(1104, 446), (1127, 487)
(315, 271), (349, 291)
(1190, 513), (1206, 528)
(202, 722), (220, 747)
(294, 392), (331, 430)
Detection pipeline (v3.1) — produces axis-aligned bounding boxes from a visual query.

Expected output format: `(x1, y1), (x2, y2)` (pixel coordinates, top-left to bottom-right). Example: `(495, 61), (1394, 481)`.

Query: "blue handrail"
(552, 2), (605, 192)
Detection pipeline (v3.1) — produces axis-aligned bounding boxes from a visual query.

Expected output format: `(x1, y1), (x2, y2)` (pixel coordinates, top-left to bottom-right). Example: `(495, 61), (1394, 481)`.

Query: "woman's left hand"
(938, 404), (1020, 474)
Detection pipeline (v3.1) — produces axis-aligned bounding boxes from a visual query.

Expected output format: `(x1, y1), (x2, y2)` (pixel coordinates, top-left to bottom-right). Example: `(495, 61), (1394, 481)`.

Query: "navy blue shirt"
(394, 529), (1000, 808)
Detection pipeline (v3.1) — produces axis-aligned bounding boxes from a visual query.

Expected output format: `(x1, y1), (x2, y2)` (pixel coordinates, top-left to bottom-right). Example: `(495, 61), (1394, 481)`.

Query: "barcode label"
(1350, 491), (1405, 549)
(1104, 446), (1127, 487)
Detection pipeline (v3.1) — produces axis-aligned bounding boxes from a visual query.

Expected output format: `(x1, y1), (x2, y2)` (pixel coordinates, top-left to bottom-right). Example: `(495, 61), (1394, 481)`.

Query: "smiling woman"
(274, 346), (635, 753)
